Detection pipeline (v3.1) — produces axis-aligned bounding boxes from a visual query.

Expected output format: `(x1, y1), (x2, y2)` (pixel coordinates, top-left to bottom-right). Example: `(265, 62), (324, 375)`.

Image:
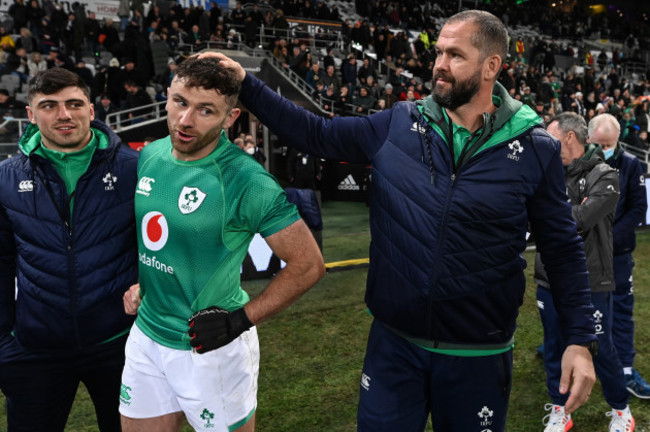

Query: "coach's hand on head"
(188, 306), (254, 353)
(196, 51), (246, 83)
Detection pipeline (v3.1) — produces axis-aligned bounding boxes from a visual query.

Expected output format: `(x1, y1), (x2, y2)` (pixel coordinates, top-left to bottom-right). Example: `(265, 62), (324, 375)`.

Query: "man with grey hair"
(589, 113), (650, 400)
(207, 9), (598, 431)
(536, 112), (632, 432)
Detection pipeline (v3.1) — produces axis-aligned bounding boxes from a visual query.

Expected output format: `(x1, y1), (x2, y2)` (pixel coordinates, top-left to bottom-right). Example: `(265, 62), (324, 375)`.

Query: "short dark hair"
(446, 10), (508, 63)
(27, 68), (90, 103)
(173, 56), (241, 109)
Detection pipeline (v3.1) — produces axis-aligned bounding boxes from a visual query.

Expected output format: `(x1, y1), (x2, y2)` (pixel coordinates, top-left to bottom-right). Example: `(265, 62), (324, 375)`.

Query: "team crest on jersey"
(178, 186), (207, 214)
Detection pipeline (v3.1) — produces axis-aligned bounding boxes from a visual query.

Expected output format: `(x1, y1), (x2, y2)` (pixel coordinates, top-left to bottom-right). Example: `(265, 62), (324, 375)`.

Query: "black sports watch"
(577, 340), (598, 357)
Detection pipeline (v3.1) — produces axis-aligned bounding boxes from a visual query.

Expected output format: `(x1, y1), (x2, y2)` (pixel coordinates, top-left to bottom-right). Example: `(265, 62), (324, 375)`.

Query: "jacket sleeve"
(572, 164), (620, 232)
(527, 139), (595, 346)
(238, 72), (391, 164)
(615, 157), (647, 237)
(0, 204), (16, 344)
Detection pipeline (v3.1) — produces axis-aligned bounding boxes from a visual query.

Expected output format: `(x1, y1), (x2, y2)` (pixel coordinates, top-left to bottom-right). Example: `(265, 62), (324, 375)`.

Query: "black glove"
(188, 306), (253, 354)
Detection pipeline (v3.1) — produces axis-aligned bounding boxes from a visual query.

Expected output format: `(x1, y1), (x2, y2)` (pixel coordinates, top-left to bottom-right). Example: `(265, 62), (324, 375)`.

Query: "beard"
(168, 117), (224, 160)
(433, 68), (482, 110)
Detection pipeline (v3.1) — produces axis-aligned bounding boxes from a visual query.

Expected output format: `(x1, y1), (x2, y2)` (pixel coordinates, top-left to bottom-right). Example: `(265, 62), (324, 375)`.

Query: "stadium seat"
(14, 92), (28, 104)
(1, 74), (20, 93)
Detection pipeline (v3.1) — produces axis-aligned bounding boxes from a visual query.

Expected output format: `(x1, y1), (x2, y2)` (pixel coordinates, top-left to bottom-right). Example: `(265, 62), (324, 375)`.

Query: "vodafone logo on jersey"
(142, 211), (169, 251)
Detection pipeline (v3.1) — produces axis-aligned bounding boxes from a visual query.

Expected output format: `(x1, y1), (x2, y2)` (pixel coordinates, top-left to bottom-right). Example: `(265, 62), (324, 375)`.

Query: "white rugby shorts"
(119, 322), (259, 431)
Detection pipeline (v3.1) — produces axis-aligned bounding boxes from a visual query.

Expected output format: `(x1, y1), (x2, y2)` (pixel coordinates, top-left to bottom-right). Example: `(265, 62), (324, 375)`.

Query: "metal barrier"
(0, 117), (31, 160)
(105, 100), (168, 131)
(176, 24), (345, 55)
(621, 142), (650, 167)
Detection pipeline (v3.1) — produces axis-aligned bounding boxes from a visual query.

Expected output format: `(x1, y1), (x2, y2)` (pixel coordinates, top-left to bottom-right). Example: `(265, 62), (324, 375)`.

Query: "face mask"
(246, 147), (255, 155)
(603, 148), (614, 160)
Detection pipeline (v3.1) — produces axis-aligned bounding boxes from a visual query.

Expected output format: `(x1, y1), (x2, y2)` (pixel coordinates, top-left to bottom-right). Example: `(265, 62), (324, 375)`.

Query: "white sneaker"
(606, 406), (635, 432)
(542, 403), (573, 432)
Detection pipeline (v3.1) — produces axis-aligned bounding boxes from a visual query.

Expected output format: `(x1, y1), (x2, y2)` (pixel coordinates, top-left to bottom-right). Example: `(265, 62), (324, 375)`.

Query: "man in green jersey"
(119, 56), (325, 432)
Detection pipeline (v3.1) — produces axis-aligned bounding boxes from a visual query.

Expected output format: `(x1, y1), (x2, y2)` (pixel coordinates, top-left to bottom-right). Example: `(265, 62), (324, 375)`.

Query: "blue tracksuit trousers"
(612, 252), (635, 368)
(357, 319), (512, 432)
(537, 286), (628, 409)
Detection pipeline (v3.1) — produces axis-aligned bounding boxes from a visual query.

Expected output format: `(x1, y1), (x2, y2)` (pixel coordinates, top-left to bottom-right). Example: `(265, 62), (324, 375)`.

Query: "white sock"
(623, 367), (633, 376)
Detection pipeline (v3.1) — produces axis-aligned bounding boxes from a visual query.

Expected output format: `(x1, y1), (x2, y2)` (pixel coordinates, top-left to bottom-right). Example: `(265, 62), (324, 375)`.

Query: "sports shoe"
(625, 368), (650, 399)
(606, 407), (635, 432)
(537, 343), (545, 358)
(542, 404), (573, 432)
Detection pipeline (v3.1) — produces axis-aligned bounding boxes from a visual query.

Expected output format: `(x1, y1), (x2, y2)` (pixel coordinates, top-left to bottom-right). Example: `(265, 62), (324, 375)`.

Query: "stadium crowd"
(0, 0), (648, 148)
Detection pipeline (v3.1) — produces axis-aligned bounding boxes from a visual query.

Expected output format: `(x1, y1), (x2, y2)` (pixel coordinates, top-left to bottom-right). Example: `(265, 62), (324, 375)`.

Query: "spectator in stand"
(8, 0), (28, 33)
(321, 64), (341, 91)
(382, 83), (398, 109)
(357, 57), (376, 87)
(374, 98), (386, 111)
(354, 86), (375, 114)
(189, 24), (204, 46)
(619, 109), (635, 143)
(124, 80), (152, 124)
(314, 1), (331, 20)
(321, 84), (337, 115)
(26, 0), (44, 39)
(389, 66), (408, 95)
(597, 50), (609, 71)
(63, 12), (84, 59)
(121, 58), (146, 91)
(73, 59), (94, 89)
(0, 26), (15, 56)
(0, 47), (28, 82)
(243, 134), (266, 166)
(243, 14), (257, 48)
(15, 27), (37, 54)
(273, 9), (289, 39)
(289, 46), (307, 75)
(398, 85), (421, 102)
(565, 91), (586, 118)
(334, 85), (352, 116)
(306, 62), (322, 91)
(84, 12), (100, 57)
(365, 75), (381, 101)
(99, 18), (120, 56)
(312, 80), (326, 101)
(634, 100), (649, 134)
(499, 67), (516, 93)
(230, 2), (246, 27)
(0, 88), (25, 111)
(521, 86), (535, 109)
(95, 93), (119, 123)
(373, 32), (387, 61)
(341, 53), (357, 94)
(322, 47), (336, 70)
(248, 3), (264, 27)
(27, 51), (46, 78)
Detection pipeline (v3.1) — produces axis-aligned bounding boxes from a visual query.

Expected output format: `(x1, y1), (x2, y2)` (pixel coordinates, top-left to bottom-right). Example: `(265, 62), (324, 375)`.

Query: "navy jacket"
(239, 74), (596, 347)
(606, 143), (647, 255)
(0, 120), (138, 360)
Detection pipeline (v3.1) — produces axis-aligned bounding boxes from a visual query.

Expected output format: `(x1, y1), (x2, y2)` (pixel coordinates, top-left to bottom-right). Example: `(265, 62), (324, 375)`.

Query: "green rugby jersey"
(134, 132), (300, 350)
